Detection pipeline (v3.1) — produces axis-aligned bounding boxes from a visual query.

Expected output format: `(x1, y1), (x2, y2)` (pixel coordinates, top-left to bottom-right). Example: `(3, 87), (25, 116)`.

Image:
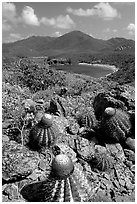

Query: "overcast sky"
(2, 1), (135, 43)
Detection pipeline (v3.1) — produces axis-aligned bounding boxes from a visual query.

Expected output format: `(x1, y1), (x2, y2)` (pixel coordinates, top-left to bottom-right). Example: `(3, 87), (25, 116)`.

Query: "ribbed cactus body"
(100, 107), (131, 142)
(77, 111), (95, 129)
(21, 155), (99, 202)
(90, 152), (114, 171)
(29, 114), (59, 150)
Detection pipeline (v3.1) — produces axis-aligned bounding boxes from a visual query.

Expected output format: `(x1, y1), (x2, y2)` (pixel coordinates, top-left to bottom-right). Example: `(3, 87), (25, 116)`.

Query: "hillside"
(2, 31), (135, 57)
(2, 57), (135, 202)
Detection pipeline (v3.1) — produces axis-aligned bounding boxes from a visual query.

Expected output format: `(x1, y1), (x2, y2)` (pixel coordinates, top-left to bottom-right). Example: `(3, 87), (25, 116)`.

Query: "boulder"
(2, 141), (39, 182)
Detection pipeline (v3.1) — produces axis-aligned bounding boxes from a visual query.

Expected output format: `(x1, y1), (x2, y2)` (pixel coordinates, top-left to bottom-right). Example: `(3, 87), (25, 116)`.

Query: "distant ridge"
(2, 30), (135, 57)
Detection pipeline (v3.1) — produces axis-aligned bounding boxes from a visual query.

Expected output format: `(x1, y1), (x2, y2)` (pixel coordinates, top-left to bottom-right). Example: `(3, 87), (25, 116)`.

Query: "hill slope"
(2, 31), (135, 57)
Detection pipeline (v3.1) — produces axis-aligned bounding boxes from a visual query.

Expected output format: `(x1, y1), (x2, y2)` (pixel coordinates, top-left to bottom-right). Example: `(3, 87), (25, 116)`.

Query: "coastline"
(78, 62), (118, 72)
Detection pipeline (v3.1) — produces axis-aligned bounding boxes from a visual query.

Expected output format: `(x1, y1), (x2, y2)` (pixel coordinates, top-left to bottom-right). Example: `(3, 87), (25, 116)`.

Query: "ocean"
(51, 64), (116, 78)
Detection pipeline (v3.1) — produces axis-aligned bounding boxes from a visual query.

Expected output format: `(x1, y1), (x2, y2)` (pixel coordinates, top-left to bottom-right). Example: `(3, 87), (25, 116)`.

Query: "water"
(51, 64), (115, 78)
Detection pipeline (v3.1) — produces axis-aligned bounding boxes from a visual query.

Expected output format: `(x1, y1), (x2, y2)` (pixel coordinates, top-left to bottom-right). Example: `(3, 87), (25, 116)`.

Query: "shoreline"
(78, 62), (118, 72)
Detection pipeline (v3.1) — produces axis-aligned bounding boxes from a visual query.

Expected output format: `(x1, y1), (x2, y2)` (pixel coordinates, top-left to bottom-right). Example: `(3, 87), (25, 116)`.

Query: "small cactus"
(76, 111), (95, 129)
(28, 114), (59, 150)
(90, 152), (114, 172)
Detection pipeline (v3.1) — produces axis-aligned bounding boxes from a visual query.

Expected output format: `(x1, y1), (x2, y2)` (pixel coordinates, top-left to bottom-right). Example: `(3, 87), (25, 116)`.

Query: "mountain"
(2, 30), (135, 57)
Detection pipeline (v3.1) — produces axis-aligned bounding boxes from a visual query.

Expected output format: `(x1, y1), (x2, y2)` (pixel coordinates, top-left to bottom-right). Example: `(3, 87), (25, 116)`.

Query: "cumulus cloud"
(127, 23), (135, 35)
(2, 2), (17, 22)
(21, 6), (40, 26)
(40, 14), (75, 29)
(67, 2), (120, 20)
(2, 2), (75, 30)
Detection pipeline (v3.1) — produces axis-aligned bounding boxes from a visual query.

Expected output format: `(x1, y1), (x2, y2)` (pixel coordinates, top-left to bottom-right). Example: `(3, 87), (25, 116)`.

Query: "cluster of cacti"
(20, 153), (99, 202)
(28, 113), (59, 150)
(99, 107), (131, 143)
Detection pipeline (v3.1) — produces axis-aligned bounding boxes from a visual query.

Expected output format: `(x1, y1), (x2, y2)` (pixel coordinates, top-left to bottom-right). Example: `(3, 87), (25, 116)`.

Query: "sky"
(2, 1), (135, 43)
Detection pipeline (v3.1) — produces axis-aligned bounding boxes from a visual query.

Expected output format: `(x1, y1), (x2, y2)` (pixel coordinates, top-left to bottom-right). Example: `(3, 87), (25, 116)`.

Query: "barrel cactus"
(90, 152), (114, 172)
(21, 154), (100, 202)
(99, 107), (131, 143)
(76, 111), (95, 129)
(28, 113), (59, 150)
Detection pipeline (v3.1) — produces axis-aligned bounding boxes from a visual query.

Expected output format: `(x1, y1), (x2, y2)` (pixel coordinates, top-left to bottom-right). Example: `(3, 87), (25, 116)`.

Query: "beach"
(78, 62), (118, 72)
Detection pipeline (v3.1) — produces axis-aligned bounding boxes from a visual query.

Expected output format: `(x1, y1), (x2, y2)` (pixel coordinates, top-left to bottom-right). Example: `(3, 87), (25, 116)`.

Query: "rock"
(124, 149), (135, 163)
(74, 136), (96, 162)
(2, 141), (39, 182)
(38, 156), (52, 172)
(89, 189), (112, 202)
(67, 121), (79, 135)
(130, 165), (135, 174)
(116, 87), (135, 110)
(2, 122), (12, 129)
(103, 173), (110, 180)
(38, 173), (49, 181)
(95, 145), (107, 154)
(113, 179), (120, 189)
(119, 179), (125, 187)
(2, 135), (9, 143)
(53, 115), (69, 134)
(120, 186), (127, 194)
(106, 143), (125, 162)
(3, 184), (19, 200)
(27, 171), (39, 181)
(17, 179), (32, 191)
(125, 137), (135, 152)
(125, 178), (135, 190)
(124, 160), (133, 168)
(2, 195), (9, 202)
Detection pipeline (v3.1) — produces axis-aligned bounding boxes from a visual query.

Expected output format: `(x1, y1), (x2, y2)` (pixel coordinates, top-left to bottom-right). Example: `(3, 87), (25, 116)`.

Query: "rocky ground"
(2, 80), (135, 202)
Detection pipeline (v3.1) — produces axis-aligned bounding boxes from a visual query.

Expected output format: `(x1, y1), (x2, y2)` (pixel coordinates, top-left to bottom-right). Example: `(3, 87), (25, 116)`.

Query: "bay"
(51, 64), (116, 78)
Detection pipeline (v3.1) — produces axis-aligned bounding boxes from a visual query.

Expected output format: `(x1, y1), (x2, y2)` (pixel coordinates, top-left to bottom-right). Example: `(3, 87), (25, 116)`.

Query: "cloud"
(67, 2), (120, 20)
(2, 2), (17, 22)
(4, 33), (24, 43)
(127, 23), (135, 35)
(2, 20), (12, 31)
(21, 6), (40, 26)
(112, 29), (118, 33)
(103, 28), (118, 33)
(104, 28), (111, 33)
(53, 31), (62, 37)
(40, 14), (75, 29)
(2, 3), (75, 30)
